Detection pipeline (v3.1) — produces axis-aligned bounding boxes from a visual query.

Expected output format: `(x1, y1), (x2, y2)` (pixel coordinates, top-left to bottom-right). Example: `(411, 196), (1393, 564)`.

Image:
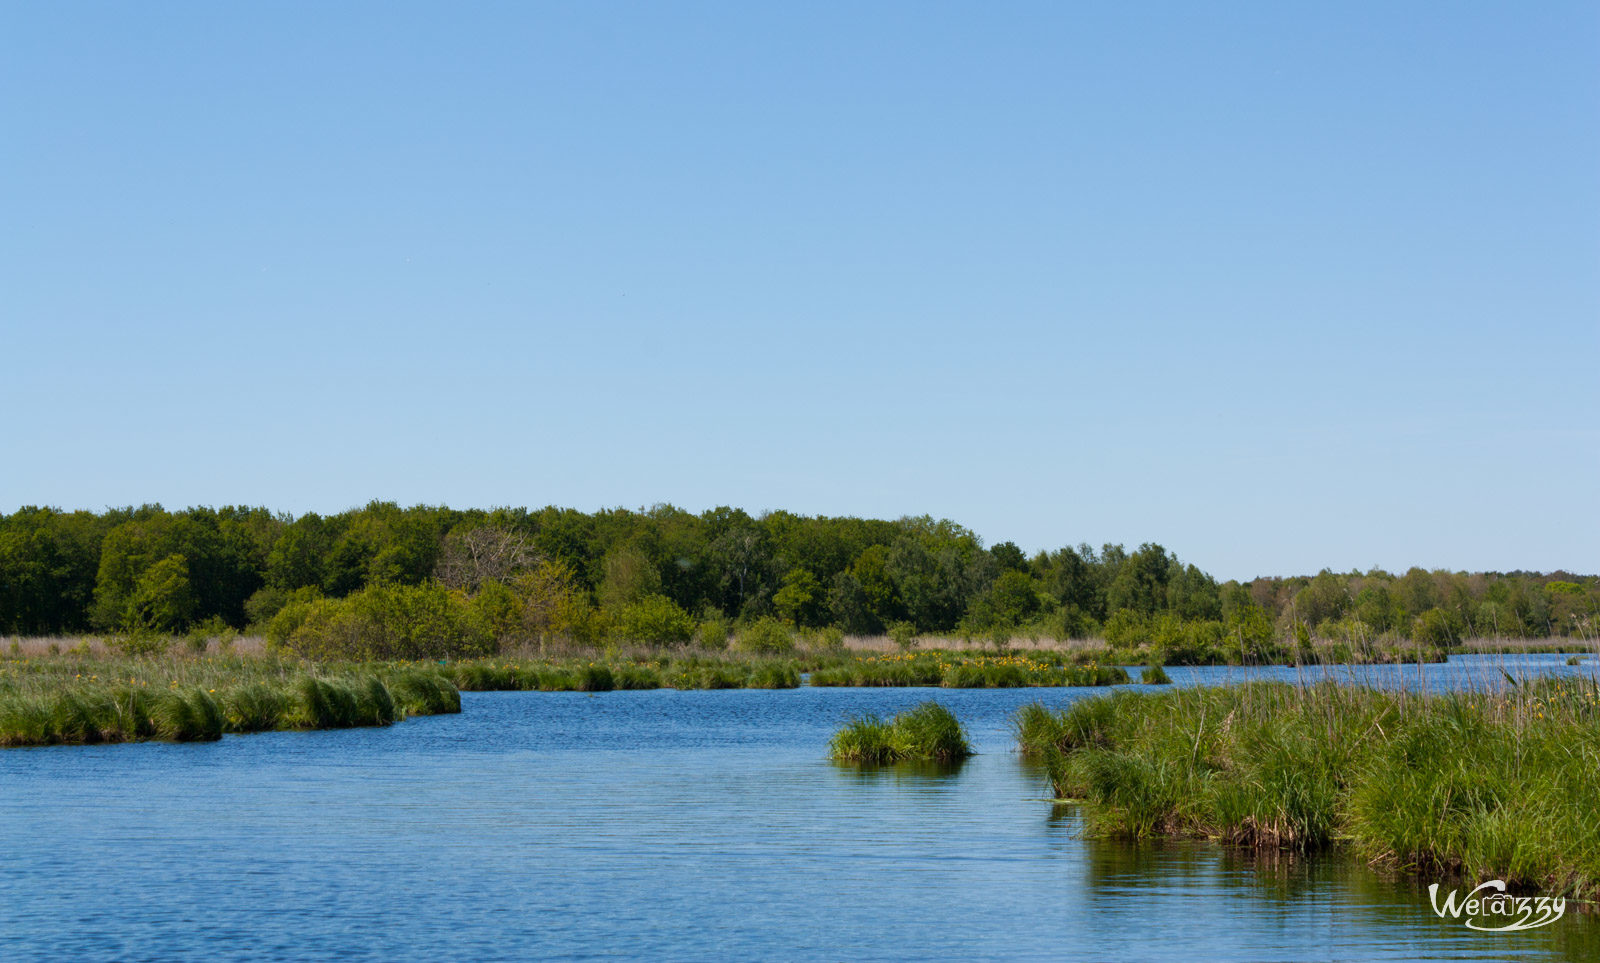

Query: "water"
(2, 655), (1595, 961)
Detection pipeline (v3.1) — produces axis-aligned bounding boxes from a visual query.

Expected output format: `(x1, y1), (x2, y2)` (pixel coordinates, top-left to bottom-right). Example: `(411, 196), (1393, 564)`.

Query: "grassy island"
(830, 700), (973, 764)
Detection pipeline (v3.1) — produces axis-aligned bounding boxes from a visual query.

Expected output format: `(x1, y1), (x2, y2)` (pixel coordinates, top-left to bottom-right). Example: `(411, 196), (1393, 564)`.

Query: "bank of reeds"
(1015, 679), (1600, 898)
(445, 655), (803, 692)
(830, 700), (973, 764)
(809, 652), (1129, 688)
(0, 654), (460, 747)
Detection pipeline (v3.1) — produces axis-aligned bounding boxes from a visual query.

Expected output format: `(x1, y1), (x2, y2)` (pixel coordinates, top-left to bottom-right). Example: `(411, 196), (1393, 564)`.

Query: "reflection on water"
(0, 657), (1593, 961)
(829, 757), (970, 784)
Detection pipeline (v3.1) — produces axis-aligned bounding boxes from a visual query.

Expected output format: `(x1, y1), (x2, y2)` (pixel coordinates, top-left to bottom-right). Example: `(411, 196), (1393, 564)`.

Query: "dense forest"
(1, 503), (1595, 654)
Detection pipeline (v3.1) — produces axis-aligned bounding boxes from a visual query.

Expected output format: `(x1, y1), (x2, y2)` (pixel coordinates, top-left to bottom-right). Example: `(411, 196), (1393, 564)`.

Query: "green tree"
(125, 554), (197, 632)
(772, 568), (824, 627)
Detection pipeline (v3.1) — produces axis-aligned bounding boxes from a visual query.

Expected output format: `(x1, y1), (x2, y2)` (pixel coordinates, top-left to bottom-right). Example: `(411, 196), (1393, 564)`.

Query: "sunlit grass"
(1016, 677), (1600, 898)
(808, 651), (1128, 688)
(0, 654), (460, 746)
(830, 700), (973, 764)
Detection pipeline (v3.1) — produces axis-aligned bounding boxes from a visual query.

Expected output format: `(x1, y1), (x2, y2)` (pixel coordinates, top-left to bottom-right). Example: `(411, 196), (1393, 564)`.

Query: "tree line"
(0, 502), (1594, 647)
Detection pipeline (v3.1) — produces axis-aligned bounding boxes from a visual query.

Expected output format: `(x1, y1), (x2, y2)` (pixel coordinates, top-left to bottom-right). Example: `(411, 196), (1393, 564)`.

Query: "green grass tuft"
(831, 700), (973, 764)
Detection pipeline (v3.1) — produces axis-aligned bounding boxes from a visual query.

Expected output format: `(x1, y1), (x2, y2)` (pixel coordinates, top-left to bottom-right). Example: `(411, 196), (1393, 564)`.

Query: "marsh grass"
(809, 652), (1128, 688)
(830, 700), (973, 764)
(1016, 678), (1600, 898)
(444, 655), (803, 691)
(0, 654), (460, 746)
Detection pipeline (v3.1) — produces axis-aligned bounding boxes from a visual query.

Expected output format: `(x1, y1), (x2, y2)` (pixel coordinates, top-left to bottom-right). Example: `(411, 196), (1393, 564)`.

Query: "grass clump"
(1141, 664), (1172, 685)
(830, 700), (973, 764)
(1017, 678), (1600, 898)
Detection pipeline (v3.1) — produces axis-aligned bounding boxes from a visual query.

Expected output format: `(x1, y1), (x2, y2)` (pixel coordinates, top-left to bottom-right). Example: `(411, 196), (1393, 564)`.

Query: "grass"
(1015, 678), (1600, 898)
(830, 700), (973, 764)
(1140, 664), (1172, 685)
(445, 655), (803, 691)
(809, 652), (1129, 688)
(0, 653), (460, 746)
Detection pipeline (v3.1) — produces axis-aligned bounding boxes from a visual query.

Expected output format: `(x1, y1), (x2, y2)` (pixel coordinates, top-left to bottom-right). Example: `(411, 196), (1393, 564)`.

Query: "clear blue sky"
(4, 2), (1596, 581)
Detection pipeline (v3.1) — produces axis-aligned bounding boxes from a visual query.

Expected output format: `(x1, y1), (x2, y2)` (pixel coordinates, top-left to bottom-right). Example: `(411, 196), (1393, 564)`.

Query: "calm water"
(2, 655), (1595, 961)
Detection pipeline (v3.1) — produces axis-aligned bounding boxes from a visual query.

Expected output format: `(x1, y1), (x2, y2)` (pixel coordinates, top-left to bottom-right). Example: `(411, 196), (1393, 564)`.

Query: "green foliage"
(1412, 607), (1462, 648)
(772, 568), (824, 627)
(612, 593), (695, 645)
(1102, 609), (1149, 647)
(694, 615), (730, 650)
(264, 586), (325, 646)
(736, 616), (794, 654)
(283, 581), (493, 660)
(1142, 663), (1172, 684)
(830, 700), (973, 764)
(1018, 679), (1600, 897)
(887, 620), (918, 651)
(124, 554), (198, 632)
(808, 652), (1128, 688)
(4, 503), (1595, 646)
(109, 627), (173, 658)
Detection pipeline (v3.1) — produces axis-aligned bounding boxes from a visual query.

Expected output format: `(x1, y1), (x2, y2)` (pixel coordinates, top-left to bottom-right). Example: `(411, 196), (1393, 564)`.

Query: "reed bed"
(1015, 678), (1600, 898)
(830, 700), (973, 764)
(445, 655), (803, 692)
(0, 654), (459, 746)
(809, 652), (1129, 688)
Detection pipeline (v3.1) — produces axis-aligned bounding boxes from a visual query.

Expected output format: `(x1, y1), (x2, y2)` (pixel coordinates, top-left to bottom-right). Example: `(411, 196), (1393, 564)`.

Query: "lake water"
(2, 654), (1595, 961)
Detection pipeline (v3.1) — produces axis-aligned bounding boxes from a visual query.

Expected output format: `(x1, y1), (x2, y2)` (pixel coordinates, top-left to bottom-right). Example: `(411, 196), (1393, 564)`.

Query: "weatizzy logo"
(1428, 880), (1565, 932)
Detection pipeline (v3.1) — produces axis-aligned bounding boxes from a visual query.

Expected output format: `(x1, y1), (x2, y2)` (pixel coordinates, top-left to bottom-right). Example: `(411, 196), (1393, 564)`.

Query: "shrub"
(1102, 610), (1149, 647)
(283, 582), (493, 660)
(1412, 607), (1462, 648)
(264, 586), (325, 647)
(1142, 663), (1172, 685)
(888, 621), (918, 651)
(813, 626), (846, 651)
(612, 594), (695, 645)
(695, 616), (731, 650)
(109, 629), (171, 658)
(737, 617), (794, 654)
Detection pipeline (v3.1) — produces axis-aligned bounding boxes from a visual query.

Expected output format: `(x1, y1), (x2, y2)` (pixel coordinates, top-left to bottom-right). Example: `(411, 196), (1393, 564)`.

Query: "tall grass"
(1016, 678), (1600, 898)
(0, 654), (460, 747)
(809, 652), (1128, 688)
(830, 700), (973, 764)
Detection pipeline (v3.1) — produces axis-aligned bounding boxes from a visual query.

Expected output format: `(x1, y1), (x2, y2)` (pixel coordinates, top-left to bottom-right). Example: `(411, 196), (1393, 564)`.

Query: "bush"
(888, 621), (918, 651)
(737, 617), (794, 654)
(612, 594), (695, 645)
(244, 586), (290, 627)
(813, 626), (846, 651)
(695, 616), (731, 650)
(264, 586), (325, 647)
(1102, 610), (1149, 647)
(282, 582), (493, 660)
(109, 628), (172, 658)
(1412, 608), (1462, 648)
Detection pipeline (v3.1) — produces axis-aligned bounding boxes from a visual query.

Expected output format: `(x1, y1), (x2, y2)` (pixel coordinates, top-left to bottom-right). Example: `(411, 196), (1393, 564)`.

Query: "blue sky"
(3, 2), (1596, 580)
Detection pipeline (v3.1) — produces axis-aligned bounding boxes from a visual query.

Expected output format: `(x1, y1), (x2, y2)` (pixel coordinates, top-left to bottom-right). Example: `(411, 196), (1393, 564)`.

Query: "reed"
(830, 700), (973, 764)
(1017, 678), (1600, 898)
(810, 652), (1128, 688)
(0, 654), (460, 746)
